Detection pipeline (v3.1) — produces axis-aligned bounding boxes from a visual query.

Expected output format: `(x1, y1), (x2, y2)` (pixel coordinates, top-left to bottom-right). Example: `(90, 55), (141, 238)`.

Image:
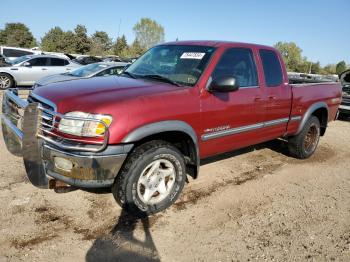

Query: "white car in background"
(0, 54), (80, 89)
(0, 46), (42, 61)
(34, 62), (129, 88)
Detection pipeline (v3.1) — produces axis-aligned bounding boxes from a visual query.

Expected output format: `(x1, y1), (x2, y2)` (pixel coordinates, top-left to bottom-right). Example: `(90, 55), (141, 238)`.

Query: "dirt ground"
(0, 91), (349, 262)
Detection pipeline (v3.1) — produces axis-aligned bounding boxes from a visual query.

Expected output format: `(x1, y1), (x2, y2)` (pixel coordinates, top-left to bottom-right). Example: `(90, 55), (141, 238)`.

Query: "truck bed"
(290, 82), (341, 124)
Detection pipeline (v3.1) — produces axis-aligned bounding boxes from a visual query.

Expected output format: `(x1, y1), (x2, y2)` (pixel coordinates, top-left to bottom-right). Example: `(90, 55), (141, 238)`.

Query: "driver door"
(200, 47), (266, 157)
(18, 57), (50, 85)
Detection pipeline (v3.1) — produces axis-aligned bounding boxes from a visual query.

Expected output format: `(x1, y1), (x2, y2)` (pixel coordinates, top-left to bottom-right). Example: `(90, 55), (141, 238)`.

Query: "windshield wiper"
(64, 72), (76, 76)
(141, 74), (181, 86)
(121, 71), (137, 79)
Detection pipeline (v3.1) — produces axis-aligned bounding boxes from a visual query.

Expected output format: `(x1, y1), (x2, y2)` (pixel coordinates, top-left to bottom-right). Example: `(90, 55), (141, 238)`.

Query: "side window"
(96, 69), (111, 77)
(28, 58), (49, 66)
(96, 67), (123, 77)
(211, 48), (258, 88)
(3, 48), (33, 57)
(259, 49), (283, 87)
(110, 67), (124, 75)
(49, 58), (67, 66)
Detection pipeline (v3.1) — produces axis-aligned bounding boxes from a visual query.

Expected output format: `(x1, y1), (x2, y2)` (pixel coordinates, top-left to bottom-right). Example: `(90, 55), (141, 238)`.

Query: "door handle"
(42, 68), (48, 71)
(268, 95), (276, 100)
(254, 96), (262, 101)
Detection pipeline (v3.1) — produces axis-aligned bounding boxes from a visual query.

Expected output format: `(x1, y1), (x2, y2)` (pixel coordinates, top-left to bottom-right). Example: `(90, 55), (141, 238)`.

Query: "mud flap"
(22, 103), (49, 189)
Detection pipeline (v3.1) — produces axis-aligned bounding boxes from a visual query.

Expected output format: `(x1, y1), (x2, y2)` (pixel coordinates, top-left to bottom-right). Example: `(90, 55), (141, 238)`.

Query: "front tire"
(112, 140), (187, 217)
(288, 116), (321, 159)
(0, 73), (14, 89)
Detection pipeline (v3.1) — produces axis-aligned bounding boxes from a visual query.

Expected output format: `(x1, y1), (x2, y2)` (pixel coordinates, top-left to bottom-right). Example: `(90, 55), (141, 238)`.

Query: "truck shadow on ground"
(85, 209), (160, 262)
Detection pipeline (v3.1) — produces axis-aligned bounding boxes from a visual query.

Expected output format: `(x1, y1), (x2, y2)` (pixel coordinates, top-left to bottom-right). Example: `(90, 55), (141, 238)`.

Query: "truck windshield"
(125, 45), (216, 86)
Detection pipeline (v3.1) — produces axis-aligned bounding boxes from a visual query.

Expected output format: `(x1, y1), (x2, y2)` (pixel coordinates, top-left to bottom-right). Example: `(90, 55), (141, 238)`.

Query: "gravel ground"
(0, 90), (349, 261)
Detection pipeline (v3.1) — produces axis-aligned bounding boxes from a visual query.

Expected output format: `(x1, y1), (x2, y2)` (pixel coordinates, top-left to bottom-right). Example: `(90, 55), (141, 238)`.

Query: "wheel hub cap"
(137, 159), (176, 205)
(304, 123), (319, 154)
(0, 76), (10, 89)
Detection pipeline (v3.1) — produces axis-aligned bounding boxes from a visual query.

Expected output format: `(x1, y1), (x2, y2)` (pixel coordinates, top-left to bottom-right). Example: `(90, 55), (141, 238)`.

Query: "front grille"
(341, 96), (350, 106)
(3, 90), (109, 152)
(28, 94), (109, 152)
(343, 84), (350, 94)
(28, 95), (55, 131)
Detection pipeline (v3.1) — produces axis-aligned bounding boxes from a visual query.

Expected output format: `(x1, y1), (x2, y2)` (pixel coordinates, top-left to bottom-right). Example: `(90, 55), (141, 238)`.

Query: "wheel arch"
(296, 102), (328, 136)
(122, 120), (200, 178)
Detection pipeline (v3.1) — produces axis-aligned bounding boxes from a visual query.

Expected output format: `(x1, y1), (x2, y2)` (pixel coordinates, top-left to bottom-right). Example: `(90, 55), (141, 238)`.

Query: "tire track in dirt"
(174, 162), (283, 211)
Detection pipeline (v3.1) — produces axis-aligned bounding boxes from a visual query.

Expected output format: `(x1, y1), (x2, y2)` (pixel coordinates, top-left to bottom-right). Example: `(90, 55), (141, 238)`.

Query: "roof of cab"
(161, 40), (275, 50)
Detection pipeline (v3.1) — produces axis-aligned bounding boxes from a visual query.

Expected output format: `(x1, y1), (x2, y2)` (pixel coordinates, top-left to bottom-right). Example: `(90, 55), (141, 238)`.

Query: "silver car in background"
(33, 62), (129, 88)
(0, 55), (80, 89)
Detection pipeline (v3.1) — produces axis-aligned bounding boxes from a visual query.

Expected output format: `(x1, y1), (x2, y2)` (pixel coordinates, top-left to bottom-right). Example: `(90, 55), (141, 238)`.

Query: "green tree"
(274, 42), (303, 72)
(129, 39), (145, 57)
(90, 31), (112, 55)
(41, 27), (66, 52)
(336, 61), (347, 75)
(310, 61), (321, 74)
(0, 23), (36, 48)
(41, 27), (77, 53)
(321, 64), (336, 75)
(74, 25), (90, 54)
(113, 35), (128, 56)
(133, 18), (165, 50)
(62, 30), (78, 53)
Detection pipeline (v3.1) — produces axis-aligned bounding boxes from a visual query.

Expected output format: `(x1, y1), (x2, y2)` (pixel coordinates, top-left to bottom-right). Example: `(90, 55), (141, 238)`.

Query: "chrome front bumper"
(1, 90), (132, 188)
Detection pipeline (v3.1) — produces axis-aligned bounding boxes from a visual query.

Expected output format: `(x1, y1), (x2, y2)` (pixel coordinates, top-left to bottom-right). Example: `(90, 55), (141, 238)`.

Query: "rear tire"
(0, 73), (14, 89)
(288, 116), (321, 159)
(112, 140), (187, 217)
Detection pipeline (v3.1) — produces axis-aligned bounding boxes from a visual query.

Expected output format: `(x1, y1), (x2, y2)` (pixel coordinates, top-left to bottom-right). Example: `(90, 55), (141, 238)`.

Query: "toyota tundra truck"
(1, 41), (342, 216)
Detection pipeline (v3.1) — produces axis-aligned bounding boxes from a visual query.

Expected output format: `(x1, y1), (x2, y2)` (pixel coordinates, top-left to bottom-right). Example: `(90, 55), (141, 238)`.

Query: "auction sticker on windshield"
(180, 52), (205, 59)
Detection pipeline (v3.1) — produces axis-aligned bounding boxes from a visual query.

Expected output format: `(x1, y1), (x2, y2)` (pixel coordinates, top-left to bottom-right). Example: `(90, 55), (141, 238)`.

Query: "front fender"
(122, 120), (200, 174)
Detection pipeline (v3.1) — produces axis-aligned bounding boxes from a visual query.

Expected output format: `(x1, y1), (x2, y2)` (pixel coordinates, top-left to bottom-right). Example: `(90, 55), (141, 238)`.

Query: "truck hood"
(32, 76), (186, 113)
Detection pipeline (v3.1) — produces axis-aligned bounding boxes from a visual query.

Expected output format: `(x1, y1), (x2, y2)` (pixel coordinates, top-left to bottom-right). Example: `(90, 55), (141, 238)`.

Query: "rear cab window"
(211, 48), (258, 88)
(259, 49), (283, 87)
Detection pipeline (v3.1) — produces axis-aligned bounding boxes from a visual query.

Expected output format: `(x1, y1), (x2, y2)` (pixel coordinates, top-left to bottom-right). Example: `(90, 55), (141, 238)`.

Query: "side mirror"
(122, 64), (130, 72)
(208, 76), (240, 92)
(22, 62), (31, 67)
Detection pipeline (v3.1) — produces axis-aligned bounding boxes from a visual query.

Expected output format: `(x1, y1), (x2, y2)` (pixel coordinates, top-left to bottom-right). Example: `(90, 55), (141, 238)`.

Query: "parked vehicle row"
(0, 53), (131, 89)
(0, 45), (137, 68)
(0, 55), (80, 89)
(33, 62), (129, 88)
(338, 69), (350, 117)
(1, 40), (342, 216)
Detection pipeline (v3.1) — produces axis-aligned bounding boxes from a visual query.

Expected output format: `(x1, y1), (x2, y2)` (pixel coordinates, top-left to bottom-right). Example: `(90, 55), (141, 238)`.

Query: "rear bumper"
(1, 90), (132, 188)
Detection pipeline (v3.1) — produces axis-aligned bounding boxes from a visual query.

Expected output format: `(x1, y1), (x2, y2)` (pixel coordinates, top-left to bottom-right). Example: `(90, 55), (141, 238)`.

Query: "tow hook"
(48, 179), (77, 193)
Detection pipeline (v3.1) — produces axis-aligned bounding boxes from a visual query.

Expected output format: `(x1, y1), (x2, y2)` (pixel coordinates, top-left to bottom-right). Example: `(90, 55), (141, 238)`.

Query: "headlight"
(58, 111), (112, 137)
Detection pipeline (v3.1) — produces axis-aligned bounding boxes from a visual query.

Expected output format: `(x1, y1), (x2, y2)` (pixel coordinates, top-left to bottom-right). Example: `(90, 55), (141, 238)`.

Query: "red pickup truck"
(2, 41), (342, 216)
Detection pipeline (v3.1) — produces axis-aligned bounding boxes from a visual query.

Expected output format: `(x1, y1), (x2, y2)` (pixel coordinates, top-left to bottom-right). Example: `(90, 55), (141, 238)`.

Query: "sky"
(1, 0), (349, 65)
